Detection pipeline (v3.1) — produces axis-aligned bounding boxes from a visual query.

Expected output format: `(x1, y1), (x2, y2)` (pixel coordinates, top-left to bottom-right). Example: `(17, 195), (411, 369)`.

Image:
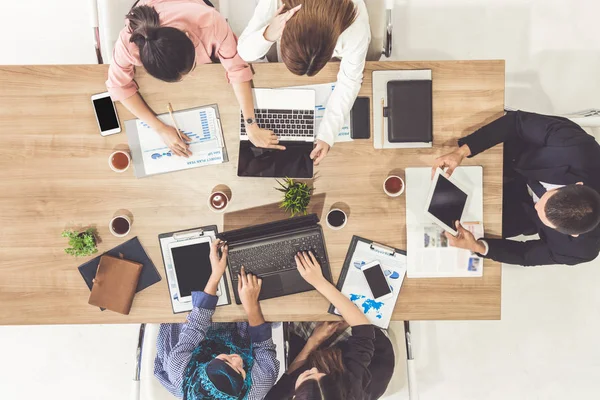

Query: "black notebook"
(384, 80), (432, 143)
(78, 236), (162, 311)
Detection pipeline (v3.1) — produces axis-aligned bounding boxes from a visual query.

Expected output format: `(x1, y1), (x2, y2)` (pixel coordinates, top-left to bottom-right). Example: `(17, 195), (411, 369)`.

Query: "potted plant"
(62, 228), (98, 257)
(276, 178), (314, 217)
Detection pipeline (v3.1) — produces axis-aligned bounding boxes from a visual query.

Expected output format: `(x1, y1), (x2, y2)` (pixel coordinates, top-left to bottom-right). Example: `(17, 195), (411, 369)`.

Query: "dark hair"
(294, 347), (350, 400)
(127, 5), (195, 82)
(544, 184), (600, 235)
(280, 0), (357, 76)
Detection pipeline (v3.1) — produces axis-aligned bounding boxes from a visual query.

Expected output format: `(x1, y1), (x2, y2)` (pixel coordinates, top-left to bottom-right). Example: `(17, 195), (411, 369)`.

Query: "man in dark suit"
(433, 110), (600, 266)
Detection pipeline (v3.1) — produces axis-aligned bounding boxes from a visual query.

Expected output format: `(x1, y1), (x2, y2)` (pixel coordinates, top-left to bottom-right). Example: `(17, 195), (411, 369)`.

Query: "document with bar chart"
(125, 104), (227, 178)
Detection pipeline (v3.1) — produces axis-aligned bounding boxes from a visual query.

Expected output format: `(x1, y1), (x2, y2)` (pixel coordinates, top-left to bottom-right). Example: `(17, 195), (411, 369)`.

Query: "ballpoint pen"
(167, 102), (184, 142)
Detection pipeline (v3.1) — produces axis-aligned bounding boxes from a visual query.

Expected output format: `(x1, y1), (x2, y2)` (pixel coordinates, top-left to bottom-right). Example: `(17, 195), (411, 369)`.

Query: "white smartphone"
(91, 92), (121, 136)
(361, 261), (394, 301)
(168, 236), (219, 303)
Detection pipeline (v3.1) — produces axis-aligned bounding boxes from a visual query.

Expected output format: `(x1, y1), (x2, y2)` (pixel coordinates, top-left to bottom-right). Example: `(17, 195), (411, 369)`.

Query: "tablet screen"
(428, 174), (468, 229)
(171, 242), (212, 298)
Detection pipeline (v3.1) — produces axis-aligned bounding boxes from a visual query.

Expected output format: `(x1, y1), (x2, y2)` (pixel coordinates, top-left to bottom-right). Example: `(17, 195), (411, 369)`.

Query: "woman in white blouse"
(238, 0), (371, 165)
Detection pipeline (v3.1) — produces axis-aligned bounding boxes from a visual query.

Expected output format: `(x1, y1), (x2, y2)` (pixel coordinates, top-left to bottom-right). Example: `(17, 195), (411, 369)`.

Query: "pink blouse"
(106, 0), (253, 101)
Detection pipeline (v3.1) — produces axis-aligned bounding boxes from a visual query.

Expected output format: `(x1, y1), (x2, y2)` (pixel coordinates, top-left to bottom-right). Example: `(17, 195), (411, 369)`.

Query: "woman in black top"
(265, 251), (395, 400)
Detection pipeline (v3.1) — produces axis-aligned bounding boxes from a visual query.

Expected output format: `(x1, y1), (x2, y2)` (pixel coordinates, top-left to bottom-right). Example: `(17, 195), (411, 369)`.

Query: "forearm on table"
(314, 280), (369, 326)
(244, 303), (266, 327)
(120, 92), (164, 130)
(203, 274), (222, 296)
(232, 81), (256, 121)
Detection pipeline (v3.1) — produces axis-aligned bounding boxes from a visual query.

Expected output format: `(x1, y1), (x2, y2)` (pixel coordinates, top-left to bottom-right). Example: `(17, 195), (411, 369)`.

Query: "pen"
(167, 102), (184, 142)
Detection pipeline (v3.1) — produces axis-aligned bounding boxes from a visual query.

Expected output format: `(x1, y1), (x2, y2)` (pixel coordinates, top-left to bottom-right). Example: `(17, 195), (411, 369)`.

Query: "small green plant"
(276, 178), (314, 217)
(62, 228), (98, 257)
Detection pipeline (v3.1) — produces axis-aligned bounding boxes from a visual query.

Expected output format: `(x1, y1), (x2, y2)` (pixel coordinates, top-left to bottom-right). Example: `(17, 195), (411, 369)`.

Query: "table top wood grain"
(0, 60), (504, 325)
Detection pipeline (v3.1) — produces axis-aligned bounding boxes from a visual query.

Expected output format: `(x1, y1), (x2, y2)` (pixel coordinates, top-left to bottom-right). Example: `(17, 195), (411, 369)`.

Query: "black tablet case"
(327, 235), (407, 316)
(385, 80), (432, 143)
(78, 236), (162, 311)
(158, 225), (231, 313)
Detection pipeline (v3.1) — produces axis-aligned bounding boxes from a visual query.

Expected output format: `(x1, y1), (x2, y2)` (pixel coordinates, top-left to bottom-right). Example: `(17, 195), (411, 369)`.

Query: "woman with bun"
(106, 0), (284, 157)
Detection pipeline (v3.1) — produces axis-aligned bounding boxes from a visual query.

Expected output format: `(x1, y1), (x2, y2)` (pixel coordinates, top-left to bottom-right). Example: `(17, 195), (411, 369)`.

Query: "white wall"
(0, 0), (599, 399)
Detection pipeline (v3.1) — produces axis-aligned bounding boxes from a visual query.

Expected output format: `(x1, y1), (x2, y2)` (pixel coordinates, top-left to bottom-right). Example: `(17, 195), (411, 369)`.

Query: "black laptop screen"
(237, 141), (313, 178)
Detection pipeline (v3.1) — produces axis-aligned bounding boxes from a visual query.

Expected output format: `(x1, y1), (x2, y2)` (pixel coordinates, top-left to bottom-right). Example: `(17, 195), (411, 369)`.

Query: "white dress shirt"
(237, 0), (371, 147)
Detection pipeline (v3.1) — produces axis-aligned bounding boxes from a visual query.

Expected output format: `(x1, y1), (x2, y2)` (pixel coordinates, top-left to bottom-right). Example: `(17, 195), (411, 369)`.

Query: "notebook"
(385, 80), (432, 143)
(78, 237), (162, 311)
(88, 255), (143, 315)
(328, 236), (407, 329)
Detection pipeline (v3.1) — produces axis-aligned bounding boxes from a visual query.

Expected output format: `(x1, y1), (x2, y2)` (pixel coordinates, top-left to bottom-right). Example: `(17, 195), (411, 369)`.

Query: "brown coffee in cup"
(109, 215), (131, 237)
(209, 192), (228, 211)
(108, 150), (131, 173)
(384, 175), (405, 197)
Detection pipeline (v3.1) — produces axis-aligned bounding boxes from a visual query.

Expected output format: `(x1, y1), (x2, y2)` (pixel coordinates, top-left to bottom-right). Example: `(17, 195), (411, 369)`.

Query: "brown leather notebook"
(88, 255), (143, 315)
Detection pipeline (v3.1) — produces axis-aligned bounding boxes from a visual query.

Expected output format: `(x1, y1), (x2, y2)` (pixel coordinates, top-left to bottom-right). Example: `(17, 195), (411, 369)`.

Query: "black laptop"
(237, 88), (315, 179)
(219, 214), (332, 304)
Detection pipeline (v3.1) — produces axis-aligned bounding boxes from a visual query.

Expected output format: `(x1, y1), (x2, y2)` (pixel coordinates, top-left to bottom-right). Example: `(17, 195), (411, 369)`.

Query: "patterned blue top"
(154, 291), (279, 399)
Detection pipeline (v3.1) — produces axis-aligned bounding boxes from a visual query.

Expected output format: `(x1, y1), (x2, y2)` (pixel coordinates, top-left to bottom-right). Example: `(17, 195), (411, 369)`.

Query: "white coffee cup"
(383, 175), (405, 197)
(108, 150), (131, 173)
(326, 208), (347, 230)
(109, 215), (131, 237)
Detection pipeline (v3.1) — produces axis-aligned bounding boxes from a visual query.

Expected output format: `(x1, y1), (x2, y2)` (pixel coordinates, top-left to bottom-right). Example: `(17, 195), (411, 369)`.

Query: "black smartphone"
(350, 97), (370, 139)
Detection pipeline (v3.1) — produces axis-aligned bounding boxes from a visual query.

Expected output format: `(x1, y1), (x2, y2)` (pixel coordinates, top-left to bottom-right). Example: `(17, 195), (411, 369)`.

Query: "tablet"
(425, 168), (469, 236)
(168, 236), (213, 303)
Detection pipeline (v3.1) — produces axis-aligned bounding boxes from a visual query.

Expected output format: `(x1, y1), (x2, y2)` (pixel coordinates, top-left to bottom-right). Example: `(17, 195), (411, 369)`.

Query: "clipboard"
(158, 225), (231, 314)
(126, 104), (228, 178)
(328, 235), (407, 329)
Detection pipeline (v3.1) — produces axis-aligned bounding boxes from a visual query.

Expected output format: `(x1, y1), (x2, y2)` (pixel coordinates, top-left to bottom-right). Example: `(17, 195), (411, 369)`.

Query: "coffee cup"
(326, 208), (347, 230)
(384, 175), (405, 197)
(108, 150), (131, 173)
(109, 215), (131, 237)
(208, 189), (230, 213)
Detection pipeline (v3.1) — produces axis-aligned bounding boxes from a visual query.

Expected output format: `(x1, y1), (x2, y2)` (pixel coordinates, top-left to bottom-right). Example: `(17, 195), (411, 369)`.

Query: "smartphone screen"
(93, 96), (120, 132)
(171, 242), (212, 298)
(363, 264), (392, 299)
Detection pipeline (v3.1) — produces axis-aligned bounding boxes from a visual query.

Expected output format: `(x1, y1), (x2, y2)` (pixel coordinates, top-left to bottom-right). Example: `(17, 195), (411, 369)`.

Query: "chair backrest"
(97, 0), (138, 64)
(365, 0), (386, 61)
(95, 0), (227, 64)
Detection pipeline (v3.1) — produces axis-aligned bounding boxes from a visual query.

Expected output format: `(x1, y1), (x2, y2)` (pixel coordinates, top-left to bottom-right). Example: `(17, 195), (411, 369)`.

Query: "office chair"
(365, 0), (394, 61)
(89, 0), (227, 64)
(130, 322), (287, 400)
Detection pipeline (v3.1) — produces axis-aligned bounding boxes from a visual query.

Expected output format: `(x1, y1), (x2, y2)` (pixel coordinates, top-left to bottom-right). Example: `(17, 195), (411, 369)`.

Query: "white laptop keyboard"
(240, 108), (315, 142)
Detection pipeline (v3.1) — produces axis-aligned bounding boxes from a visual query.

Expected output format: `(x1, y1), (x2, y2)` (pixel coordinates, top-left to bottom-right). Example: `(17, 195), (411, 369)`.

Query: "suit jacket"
(458, 110), (600, 266)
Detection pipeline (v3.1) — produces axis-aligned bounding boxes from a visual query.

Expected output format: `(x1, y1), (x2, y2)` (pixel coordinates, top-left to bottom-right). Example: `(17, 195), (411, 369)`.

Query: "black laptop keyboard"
(228, 233), (325, 278)
(240, 109), (315, 141)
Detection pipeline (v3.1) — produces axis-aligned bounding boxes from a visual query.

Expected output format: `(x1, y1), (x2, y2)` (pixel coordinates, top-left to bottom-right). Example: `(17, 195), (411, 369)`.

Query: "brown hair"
(281, 0), (357, 76)
(294, 347), (350, 400)
(127, 5), (195, 82)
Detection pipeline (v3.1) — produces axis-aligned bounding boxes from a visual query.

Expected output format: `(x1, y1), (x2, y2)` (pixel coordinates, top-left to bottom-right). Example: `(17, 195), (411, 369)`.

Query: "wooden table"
(0, 61), (504, 325)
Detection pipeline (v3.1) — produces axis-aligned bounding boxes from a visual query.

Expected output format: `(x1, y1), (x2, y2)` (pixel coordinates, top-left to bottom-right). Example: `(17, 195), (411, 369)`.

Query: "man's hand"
(209, 239), (228, 280)
(247, 124), (286, 150)
(431, 144), (471, 178)
(310, 140), (330, 166)
(263, 4), (302, 42)
(445, 221), (486, 254)
(157, 123), (192, 158)
(307, 321), (346, 347)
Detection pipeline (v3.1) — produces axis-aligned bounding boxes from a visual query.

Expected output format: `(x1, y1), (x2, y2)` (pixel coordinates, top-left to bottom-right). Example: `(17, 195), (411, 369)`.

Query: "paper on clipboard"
(159, 230), (229, 313)
(335, 241), (406, 329)
(285, 82), (352, 142)
(126, 105), (227, 178)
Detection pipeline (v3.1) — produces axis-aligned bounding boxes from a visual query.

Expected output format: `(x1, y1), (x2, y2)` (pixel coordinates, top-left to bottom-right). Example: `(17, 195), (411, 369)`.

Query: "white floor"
(1, 0), (600, 399)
